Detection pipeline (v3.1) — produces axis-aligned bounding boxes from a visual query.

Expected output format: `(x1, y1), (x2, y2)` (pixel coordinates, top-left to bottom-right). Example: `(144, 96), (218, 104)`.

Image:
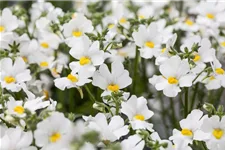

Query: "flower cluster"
(0, 1), (225, 150)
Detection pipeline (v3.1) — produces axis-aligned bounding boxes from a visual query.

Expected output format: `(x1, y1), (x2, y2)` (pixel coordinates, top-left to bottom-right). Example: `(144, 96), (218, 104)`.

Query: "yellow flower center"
(161, 48), (166, 53)
(22, 56), (28, 63)
(139, 15), (145, 19)
(117, 51), (127, 57)
(49, 132), (61, 143)
(134, 114), (145, 121)
(185, 19), (194, 26)
(72, 30), (82, 37)
(43, 90), (49, 100)
(206, 13), (215, 19)
(13, 106), (25, 114)
(209, 76), (215, 80)
(67, 74), (78, 82)
(107, 84), (119, 92)
(215, 68), (224, 75)
(52, 68), (59, 75)
(119, 17), (127, 24)
(0, 25), (5, 32)
(41, 42), (49, 49)
(193, 54), (201, 62)
(4, 76), (16, 84)
(168, 77), (178, 84)
(181, 129), (193, 136)
(213, 129), (224, 139)
(79, 56), (91, 65)
(221, 41), (225, 47)
(108, 24), (115, 29)
(40, 61), (49, 67)
(145, 41), (155, 48)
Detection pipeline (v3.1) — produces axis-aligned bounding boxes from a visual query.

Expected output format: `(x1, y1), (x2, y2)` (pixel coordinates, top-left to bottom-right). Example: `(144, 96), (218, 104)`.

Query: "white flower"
(69, 37), (104, 77)
(132, 23), (162, 59)
(204, 59), (225, 90)
(106, 44), (136, 63)
(121, 95), (154, 131)
(176, 17), (199, 32)
(63, 14), (93, 47)
(150, 132), (174, 150)
(0, 126), (36, 150)
(54, 71), (91, 90)
(34, 112), (74, 150)
(0, 8), (19, 33)
(0, 57), (32, 92)
(169, 109), (204, 146)
(92, 61), (132, 96)
(37, 31), (61, 55)
(121, 134), (145, 150)
(137, 5), (154, 20)
(196, 115), (225, 150)
(149, 56), (195, 97)
(85, 113), (129, 142)
(6, 96), (49, 118)
(155, 33), (177, 65)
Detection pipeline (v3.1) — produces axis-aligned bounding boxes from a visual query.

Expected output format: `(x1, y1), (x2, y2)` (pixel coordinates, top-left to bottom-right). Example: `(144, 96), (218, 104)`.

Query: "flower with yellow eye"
(196, 115), (225, 150)
(34, 112), (74, 150)
(170, 109), (204, 146)
(204, 58), (225, 90)
(92, 61), (132, 96)
(149, 56), (195, 97)
(0, 8), (18, 33)
(132, 23), (162, 59)
(54, 71), (91, 90)
(69, 37), (104, 78)
(62, 13), (93, 47)
(38, 32), (61, 55)
(121, 95), (154, 131)
(1, 57), (32, 92)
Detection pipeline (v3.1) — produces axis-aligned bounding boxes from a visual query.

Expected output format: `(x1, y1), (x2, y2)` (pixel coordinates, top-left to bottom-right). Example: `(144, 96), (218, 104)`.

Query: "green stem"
(190, 83), (199, 112)
(132, 47), (139, 94)
(184, 88), (189, 118)
(84, 85), (96, 102)
(170, 98), (177, 128)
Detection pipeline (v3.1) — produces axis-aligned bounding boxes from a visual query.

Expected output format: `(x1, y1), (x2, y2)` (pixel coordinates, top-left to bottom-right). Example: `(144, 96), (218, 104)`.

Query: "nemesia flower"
(132, 23), (162, 59)
(34, 112), (74, 150)
(203, 58), (225, 90)
(121, 95), (154, 131)
(6, 97), (49, 118)
(121, 134), (145, 150)
(149, 56), (195, 97)
(37, 31), (61, 55)
(0, 8), (19, 33)
(0, 57), (32, 92)
(196, 115), (225, 150)
(69, 37), (104, 77)
(92, 61), (132, 96)
(54, 70), (92, 90)
(62, 13), (93, 47)
(84, 113), (129, 142)
(0, 126), (36, 150)
(169, 109), (204, 146)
